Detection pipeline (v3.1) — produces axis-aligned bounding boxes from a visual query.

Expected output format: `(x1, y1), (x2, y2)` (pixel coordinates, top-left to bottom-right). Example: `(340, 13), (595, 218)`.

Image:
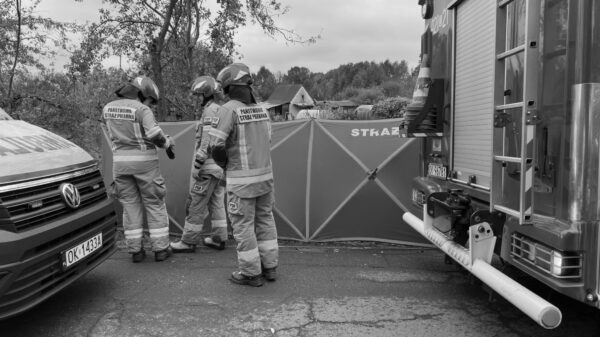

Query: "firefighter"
(103, 76), (175, 263)
(200, 63), (279, 287)
(170, 76), (228, 253)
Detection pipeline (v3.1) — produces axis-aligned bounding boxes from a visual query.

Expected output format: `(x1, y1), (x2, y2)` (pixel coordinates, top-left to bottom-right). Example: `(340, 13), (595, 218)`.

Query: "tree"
(283, 66), (310, 86)
(350, 87), (385, 105)
(308, 72), (326, 100)
(381, 80), (402, 97)
(254, 66), (277, 101)
(371, 97), (411, 119)
(79, 0), (317, 120)
(244, 60), (416, 106)
(11, 68), (126, 159)
(0, 0), (74, 113)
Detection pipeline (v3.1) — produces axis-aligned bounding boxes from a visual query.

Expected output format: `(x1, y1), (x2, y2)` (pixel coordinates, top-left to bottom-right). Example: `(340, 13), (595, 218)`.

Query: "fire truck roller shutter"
(452, 0), (496, 188)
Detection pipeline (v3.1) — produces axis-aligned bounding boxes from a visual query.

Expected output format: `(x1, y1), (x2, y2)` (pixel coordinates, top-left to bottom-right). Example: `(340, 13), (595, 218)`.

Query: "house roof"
(264, 84), (304, 106)
(355, 104), (374, 113)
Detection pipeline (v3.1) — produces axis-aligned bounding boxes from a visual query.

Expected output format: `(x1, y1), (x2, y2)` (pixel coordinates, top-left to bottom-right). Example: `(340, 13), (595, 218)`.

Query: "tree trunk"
(8, 0), (22, 113)
(150, 42), (167, 121)
(149, 0), (178, 121)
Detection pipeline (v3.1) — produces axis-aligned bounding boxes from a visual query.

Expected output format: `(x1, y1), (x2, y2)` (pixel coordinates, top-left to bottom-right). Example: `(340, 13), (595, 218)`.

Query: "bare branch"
(99, 18), (162, 28)
(141, 0), (166, 20)
(193, 3), (200, 44)
(8, 0), (22, 105)
(185, 0), (192, 47)
(156, 0), (178, 50)
(164, 95), (191, 117)
(14, 93), (64, 110)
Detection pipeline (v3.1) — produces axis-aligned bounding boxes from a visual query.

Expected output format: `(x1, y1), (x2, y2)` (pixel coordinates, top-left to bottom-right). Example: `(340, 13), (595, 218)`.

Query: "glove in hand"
(166, 146), (175, 159)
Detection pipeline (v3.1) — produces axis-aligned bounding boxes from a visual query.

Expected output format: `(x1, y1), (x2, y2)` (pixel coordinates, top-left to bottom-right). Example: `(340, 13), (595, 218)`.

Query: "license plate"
(428, 163), (447, 179)
(61, 233), (103, 269)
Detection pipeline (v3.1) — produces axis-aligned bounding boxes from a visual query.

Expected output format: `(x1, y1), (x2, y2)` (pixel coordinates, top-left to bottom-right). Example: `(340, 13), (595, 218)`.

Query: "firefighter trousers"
(114, 167), (170, 253)
(181, 174), (227, 245)
(227, 190), (279, 277)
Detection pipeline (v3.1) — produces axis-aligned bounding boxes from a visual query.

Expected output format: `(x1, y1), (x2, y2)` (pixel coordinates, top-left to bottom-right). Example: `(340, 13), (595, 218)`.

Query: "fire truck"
(402, 0), (600, 329)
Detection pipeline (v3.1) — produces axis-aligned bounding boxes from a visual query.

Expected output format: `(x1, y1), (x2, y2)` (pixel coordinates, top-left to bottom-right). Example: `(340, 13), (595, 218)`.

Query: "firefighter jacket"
(195, 101), (224, 180)
(103, 98), (167, 175)
(204, 99), (273, 198)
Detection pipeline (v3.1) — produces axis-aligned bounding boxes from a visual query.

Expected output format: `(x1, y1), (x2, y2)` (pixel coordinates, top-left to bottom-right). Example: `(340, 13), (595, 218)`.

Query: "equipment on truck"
(402, 0), (600, 329)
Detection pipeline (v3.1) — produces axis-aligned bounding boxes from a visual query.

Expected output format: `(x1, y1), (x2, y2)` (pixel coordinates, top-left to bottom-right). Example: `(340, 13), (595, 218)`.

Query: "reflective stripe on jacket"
(103, 99), (164, 174)
(196, 101), (224, 179)
(207, 100), (273, 197)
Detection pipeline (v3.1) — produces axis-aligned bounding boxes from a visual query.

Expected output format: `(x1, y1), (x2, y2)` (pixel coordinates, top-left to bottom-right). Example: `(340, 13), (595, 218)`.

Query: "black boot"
(229, 271), (264, 287)
(262, 267), (277, 281)
(203, 236), (225, 250)
(154, 248), (172, 262)
(132, 249), (146, 263)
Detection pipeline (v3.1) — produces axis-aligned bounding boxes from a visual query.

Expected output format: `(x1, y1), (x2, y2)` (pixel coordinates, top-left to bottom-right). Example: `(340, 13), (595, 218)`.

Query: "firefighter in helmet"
(103, 76), (175, 262)
(198, 63), (279, 286)
(170, 76), (228, 253)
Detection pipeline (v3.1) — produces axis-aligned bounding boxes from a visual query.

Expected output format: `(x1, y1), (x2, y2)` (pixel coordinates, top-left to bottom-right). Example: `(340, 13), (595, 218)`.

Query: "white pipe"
(403, 211), (562, 329)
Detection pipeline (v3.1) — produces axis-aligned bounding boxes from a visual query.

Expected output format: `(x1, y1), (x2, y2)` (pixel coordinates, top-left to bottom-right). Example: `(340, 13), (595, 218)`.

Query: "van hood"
(0, 121), (95, 185)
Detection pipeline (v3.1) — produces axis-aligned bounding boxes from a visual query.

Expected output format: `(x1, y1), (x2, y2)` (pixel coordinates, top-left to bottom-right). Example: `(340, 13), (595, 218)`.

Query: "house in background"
(262, 84), (315, 120)
(354, 104), (374, 119)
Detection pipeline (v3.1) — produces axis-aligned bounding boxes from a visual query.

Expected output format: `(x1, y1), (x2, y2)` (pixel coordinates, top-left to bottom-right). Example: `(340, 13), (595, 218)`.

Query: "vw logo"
(60, 183), (81, 209)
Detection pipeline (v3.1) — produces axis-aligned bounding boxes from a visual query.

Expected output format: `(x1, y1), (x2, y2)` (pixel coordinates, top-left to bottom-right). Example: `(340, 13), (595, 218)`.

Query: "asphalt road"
(1, 243), (600, 337)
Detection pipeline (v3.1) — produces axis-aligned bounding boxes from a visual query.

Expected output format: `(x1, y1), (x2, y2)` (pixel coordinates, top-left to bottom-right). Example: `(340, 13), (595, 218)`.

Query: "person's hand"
(108, 181), (119, 199)
(191, 166), (200, 179)
(165, 136), (175, 159)
(193, 153), (205, 168)
(164, 135), (175, 148)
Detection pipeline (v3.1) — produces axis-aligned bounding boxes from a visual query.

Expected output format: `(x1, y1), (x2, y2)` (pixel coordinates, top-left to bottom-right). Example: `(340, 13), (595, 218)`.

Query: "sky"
(36, 0), (424, 74)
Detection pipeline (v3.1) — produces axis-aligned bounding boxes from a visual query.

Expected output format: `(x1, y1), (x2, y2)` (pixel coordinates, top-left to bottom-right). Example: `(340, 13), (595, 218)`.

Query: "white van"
(0, 108), (117, 319)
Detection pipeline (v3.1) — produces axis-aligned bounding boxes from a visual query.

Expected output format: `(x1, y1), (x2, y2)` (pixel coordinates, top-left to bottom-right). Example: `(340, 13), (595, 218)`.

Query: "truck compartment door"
(452, 0), (497, 188)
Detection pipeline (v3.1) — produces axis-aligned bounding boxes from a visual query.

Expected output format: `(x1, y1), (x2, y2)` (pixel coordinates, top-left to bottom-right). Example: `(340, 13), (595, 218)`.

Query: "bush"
(371, 97), (411, 119)
(330, 109), (358, 120)
(11, 69), (126, 162)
